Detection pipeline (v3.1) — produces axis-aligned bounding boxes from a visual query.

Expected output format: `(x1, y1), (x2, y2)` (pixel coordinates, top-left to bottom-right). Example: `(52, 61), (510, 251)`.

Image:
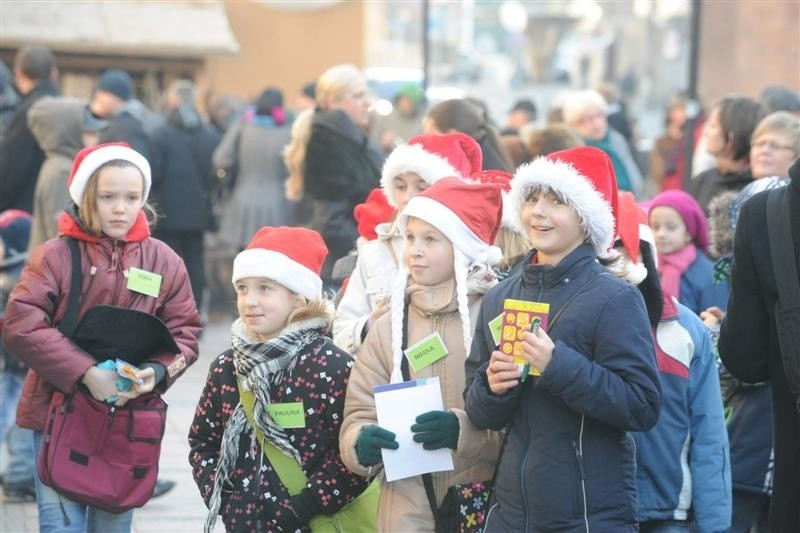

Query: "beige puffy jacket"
(340, 279), (502, 532)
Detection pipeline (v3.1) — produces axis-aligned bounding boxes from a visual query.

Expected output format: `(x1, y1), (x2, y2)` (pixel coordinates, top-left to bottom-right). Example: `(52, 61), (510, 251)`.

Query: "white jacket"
(333, 222), (404, 355)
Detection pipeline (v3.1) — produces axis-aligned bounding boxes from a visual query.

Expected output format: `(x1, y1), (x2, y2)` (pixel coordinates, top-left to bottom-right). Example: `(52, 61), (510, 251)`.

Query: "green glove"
(411, 410), (460, 450)
(356, 425), (399, 467)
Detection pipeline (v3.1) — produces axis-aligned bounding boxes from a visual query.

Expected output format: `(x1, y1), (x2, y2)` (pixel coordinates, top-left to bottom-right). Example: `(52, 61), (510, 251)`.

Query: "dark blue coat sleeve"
(537, 285), (662, 431)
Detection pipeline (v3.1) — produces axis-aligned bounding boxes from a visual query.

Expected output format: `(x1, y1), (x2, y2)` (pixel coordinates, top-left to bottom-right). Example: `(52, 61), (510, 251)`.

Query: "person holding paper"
(3, 143), (201, 532)
(464, 147), (661, 532)
(333, 132), (483, 355)
(189, 226), (370, 532)
(340, 178), (505, 531)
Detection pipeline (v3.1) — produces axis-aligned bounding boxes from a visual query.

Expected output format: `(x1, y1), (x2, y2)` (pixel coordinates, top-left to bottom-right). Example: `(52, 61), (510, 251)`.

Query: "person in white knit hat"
(333, 132), (482, 356)
(340, 177), (505, 531)
(463, 146), (661, 531)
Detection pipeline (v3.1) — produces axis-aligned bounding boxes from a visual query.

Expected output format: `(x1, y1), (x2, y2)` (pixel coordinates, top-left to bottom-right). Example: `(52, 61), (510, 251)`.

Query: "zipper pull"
(572, 441), (586, 480)
(110, 247), (118, 271)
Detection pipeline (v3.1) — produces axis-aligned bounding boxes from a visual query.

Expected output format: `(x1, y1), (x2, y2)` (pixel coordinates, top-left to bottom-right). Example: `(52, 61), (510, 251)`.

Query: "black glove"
(278, 489), (321, 532)
(356, 425), (399, 466)
(411, 410), (460, 450)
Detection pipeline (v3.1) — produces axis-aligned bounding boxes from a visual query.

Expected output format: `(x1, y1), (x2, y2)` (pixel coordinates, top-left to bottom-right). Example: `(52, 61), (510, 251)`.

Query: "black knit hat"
(96, 69), (133, 101)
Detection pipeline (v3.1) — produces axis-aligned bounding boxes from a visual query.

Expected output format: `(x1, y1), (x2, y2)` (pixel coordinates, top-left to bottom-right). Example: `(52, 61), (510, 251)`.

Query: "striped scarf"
(204, 316), (327, 533)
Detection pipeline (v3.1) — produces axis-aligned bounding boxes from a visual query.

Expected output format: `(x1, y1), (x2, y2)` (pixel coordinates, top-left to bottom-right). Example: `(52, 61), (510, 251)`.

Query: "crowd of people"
(1, 42), (800, 532)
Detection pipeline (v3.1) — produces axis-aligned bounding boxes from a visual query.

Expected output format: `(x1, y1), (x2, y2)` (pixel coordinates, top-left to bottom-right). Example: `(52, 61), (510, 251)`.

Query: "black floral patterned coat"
(189, 337), (368, 532)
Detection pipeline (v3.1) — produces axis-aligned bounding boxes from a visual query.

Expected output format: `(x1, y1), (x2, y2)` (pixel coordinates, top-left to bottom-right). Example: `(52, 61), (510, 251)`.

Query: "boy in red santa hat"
(464, 146), (661, 532)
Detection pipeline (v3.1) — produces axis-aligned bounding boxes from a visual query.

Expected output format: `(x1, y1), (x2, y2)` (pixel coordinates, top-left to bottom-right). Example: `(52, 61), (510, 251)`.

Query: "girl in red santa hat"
(333, 132), (483, 357)
(340, 177), (505, 531)
(464, 146), (661, 532)
(190, 226), (372, 532)
(3, 142), (201, 532)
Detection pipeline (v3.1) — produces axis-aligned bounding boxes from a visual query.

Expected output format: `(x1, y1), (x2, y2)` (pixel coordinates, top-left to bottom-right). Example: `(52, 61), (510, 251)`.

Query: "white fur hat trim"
(380, 143), (460, 207)
(399, 196), (502, 266)
(508, 157), (615, 258)
(232, 248), (322, 301)
(69, 144), (151, 206)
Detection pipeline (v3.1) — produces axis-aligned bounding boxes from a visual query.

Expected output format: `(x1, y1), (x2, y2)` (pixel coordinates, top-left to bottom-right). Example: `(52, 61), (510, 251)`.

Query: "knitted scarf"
(204, 316), (328, 533)
(658, 244), (697, 302)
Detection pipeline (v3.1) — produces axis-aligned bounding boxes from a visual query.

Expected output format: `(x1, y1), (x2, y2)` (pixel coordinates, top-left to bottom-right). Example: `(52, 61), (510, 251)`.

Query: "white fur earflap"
(508, 157), (615, 258)
(381, 143), (460, 207)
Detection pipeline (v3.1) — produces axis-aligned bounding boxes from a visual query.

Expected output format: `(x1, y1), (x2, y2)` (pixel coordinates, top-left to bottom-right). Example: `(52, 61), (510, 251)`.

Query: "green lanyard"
(237, 380), (306, 495)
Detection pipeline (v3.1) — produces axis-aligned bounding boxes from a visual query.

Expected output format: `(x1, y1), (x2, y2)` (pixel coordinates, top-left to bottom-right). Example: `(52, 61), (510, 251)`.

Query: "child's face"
(393, 172), (429, 212)
(95, 166), (144, 240)
(235, 277), (301, 341)
(404, 217), (455, 286)
(520, 188), (585, 265)
(649, 206), (692, 255)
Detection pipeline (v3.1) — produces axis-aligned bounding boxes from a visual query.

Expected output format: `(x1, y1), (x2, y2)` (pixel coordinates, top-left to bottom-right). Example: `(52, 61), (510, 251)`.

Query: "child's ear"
(293, 294), (306, 309)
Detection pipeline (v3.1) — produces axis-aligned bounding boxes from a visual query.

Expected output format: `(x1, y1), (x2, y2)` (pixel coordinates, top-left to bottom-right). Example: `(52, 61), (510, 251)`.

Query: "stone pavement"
(0, 319), (234, 533)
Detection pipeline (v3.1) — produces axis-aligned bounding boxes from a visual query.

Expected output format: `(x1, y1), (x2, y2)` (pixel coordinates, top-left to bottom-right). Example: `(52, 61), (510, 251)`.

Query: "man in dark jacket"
(0, 45), (60, 213)
(149, 80), (220, 312)
(90, 69), (151, 159)
(720, 156), (800, 530)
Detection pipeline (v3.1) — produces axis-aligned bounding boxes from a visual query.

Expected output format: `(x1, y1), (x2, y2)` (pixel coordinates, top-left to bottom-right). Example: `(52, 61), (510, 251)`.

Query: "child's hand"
(521, 327), (555, 374)
(366, 296), (390, 330)
(115, 367), (156, 406)
(486, 350), (520, 394)
(700, 306), (725, 328)
(82, 366), (119, 402)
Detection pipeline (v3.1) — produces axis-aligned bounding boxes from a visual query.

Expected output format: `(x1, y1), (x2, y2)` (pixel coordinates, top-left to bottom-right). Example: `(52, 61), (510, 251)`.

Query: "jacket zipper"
(110, 241), (126, 301)
(573, 416), (589, 532)
(518, 271), (545, 530)
(520, 452), (529, 531)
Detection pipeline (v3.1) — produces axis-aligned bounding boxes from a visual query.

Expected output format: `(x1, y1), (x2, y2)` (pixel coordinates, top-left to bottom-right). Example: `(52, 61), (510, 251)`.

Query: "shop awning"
(0, 1), (239, 57)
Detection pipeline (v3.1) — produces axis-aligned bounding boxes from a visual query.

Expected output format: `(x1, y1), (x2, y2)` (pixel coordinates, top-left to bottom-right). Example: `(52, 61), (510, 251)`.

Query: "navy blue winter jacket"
(464, 244), (661, 532)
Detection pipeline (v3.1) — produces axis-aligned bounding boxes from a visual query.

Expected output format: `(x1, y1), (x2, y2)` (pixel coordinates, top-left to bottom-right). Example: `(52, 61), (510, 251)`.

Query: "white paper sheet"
(373, 376), (454, 482)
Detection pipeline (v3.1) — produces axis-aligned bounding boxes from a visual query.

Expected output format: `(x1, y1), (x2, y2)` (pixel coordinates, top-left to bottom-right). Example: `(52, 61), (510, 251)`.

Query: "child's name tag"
(127, 267), (162, 298)
(405, 332), (448, 373)
(489, 313), (504, 346)
(268, 402), (305, 429)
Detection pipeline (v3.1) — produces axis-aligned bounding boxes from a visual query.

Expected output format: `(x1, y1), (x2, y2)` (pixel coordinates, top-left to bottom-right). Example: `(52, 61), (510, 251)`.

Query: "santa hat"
(380, 132), (482, 207)
(354, 188), (396, 241)
(68, 142), (151, 206)
(615, 192), (663, 325)
(232, 226), (328, 301)
(507, 146), (619, 259)
(389, 177), (503, 383)
(466, 169), (521, 230)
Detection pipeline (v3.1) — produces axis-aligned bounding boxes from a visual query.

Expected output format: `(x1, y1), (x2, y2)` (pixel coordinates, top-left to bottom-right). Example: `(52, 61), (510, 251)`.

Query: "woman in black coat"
(303, 65), (383, 286)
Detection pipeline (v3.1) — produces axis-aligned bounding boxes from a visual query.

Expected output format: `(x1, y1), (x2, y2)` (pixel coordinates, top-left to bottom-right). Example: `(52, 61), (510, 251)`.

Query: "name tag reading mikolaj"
(268, 402), (306, 429)
(126, 267), (162, 298)
(405, 332), (449, 373)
